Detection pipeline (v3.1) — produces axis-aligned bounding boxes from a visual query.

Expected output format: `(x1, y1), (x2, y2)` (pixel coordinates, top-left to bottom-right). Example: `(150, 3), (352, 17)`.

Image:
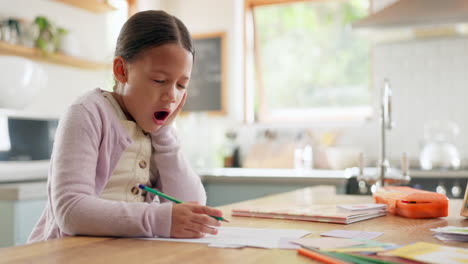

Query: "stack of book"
(431, 226), (468, 242)
(232, 203), (387, 224)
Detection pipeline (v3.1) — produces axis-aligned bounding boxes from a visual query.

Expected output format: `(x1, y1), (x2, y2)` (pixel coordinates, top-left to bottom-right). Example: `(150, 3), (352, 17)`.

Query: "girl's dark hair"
(115, 10), (194, 62)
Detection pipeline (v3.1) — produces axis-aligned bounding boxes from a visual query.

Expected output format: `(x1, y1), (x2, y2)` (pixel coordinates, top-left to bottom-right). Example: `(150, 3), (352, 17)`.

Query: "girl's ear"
(113, 56), (128, 84)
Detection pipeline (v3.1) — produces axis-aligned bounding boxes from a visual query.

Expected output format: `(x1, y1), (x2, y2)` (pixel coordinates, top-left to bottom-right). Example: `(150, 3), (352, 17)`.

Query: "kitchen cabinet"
(0, 182), (47, 247)
(198, 168), (350, 206)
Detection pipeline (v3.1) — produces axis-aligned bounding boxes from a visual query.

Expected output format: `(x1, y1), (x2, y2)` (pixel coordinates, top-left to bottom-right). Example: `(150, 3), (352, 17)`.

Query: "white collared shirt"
(100, 91), (152, 203)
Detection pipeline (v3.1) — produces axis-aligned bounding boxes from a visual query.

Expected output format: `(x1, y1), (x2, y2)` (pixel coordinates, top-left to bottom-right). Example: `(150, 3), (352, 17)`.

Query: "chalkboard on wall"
(182, 32), (226, 115)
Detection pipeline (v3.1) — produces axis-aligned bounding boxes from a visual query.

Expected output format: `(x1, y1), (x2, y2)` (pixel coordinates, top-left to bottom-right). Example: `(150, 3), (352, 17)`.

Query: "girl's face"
(113, 43), (193, 133)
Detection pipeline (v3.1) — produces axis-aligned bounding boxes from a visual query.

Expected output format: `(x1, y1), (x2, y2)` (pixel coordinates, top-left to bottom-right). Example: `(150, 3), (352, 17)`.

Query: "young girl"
(28, 10), (223, 242)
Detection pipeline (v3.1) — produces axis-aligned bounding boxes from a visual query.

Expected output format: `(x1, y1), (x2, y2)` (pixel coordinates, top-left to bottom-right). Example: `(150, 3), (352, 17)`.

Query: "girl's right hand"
(170, 203), (223, 238)
(164, 91), (187, 127)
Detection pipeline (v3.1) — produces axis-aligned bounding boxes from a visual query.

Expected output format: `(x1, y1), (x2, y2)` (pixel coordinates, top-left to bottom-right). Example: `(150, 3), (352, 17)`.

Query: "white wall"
(369, 37), (468, 163)
(138, 0), (245, 121)
(163, 0), (245, 122)
(0, 0), (127, 118)
(140, 0), (246, 167)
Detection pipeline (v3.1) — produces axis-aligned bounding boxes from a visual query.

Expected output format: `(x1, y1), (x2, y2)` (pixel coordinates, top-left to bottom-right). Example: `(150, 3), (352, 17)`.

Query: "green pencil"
(138, 184), (229, 222)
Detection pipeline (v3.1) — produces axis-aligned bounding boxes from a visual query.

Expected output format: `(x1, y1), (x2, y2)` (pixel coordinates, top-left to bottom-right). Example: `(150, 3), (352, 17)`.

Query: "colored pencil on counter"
(332, 253), (404, 264)
(298, 248), (353, 264)
(138, 184), (229, 222)
(299, 247), (402, 264)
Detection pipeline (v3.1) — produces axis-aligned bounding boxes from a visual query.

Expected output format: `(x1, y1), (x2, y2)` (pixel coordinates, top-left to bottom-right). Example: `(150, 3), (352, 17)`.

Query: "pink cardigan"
(28, 88), (206, 242)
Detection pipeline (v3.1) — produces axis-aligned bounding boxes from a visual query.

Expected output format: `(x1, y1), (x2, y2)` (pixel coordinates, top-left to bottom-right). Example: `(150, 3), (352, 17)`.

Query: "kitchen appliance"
(0, 116), (57, 182)
(0, 116), (57, 161)
(347, 169), (468, 199)
(353, 0), (468, 29)
(419, 120), (461, 170)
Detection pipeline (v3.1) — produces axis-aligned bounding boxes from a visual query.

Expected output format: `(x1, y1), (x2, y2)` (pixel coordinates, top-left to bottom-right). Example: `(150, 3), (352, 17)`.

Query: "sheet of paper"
(351, 239), (395, 248)
(208, 237), (301, 249)
(291, 237), (365, 249)
(337, 203), (387, 211)
(324, 240), (399, 254)
(278, 237), (301, 250)
(431, 226), (468, 242)
(208, 243), (244, 248)
(320, 229), (383, 240)
(386, 242), (468, 264)
(431, 226), (468, 235)
(139, 226), (312, 249)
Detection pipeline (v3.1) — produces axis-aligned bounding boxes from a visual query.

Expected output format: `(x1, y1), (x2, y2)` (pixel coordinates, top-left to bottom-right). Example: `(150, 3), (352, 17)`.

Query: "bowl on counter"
(326, 147), (361, 170)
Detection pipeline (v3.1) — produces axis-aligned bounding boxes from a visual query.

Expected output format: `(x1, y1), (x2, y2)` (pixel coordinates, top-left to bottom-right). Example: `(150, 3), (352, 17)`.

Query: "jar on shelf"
(222, 130), (241, 168)
(294, 131), (313, 171)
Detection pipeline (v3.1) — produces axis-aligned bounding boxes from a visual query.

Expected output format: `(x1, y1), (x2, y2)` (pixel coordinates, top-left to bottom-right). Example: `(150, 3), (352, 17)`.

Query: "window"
(245, 0), (371, 123)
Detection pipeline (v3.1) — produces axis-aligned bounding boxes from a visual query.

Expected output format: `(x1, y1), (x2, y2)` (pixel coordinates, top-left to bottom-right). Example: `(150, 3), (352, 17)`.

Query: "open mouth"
(153, 111), (170, 125)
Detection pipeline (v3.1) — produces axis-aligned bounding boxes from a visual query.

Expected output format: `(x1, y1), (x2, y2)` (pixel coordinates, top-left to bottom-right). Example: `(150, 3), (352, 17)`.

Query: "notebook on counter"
(232, 204), (387, 224)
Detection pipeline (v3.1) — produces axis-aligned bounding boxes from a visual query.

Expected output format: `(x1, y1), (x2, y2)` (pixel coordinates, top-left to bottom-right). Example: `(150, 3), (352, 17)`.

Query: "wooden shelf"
(0, 41), (110, 70)
(52, 0), (117, 13)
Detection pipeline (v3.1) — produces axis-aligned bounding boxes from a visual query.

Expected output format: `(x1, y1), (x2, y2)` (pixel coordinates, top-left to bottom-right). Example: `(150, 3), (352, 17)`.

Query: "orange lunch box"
(373, 186), (448, 219)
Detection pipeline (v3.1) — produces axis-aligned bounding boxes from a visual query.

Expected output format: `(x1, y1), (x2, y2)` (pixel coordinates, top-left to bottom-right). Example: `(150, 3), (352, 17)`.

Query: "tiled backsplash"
(371, 36), (468, 166)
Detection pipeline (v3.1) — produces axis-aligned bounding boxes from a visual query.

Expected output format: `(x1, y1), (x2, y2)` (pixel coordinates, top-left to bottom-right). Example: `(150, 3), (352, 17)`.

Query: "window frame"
(126, 0), (137, 17)
(243, 0), (373, 124)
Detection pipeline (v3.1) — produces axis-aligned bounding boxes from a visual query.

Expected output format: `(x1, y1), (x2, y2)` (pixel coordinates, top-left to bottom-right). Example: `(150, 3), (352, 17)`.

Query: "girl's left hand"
(165, 91), (187, 126)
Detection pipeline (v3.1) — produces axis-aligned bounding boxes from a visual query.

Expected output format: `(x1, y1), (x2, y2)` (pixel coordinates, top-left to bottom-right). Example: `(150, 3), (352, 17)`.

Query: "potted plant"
(34, 16), (68, 54)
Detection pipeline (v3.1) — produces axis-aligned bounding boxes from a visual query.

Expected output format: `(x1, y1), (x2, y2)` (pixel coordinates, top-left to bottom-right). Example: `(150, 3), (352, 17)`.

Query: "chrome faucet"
(355, 79), (410, 192)
(379, 79), (392, 186)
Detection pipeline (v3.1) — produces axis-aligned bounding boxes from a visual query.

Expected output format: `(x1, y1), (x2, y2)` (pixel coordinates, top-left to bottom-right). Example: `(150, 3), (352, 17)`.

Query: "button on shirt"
(100, 92), (151, 203)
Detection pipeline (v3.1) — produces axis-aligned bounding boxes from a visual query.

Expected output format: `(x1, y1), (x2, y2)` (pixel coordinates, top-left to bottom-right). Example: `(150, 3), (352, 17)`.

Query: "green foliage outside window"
(255, 0), (370, 109)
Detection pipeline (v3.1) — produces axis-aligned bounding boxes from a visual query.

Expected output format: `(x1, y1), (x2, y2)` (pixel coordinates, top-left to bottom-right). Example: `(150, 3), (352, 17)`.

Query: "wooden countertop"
(0, 182), (47, 200)
(0, 160), (49, 183)
(0, 186), (466, 264)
